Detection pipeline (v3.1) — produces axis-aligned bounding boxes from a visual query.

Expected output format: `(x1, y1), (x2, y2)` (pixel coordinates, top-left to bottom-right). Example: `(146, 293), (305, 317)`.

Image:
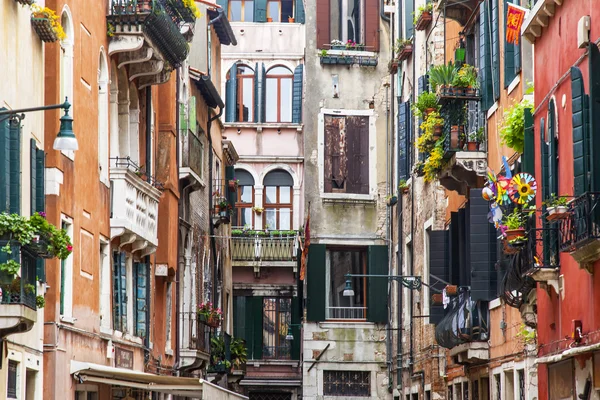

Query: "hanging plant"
(418, 111), (444, 153)
(423, 141), (445, 183)
(499, 100), (534, 153)
(30, 4), (66, 42)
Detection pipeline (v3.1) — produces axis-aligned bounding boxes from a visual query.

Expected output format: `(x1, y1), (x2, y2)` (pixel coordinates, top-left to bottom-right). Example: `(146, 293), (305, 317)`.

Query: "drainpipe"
(174, 69), (181, 370)
(409, 0), (416, 379)
(397, 194), (403, 389)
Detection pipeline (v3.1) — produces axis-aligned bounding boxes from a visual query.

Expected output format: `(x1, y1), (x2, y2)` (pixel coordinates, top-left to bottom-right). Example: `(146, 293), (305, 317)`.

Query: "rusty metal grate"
(249, 393), (292, 400)
(323, 371), (370, 396)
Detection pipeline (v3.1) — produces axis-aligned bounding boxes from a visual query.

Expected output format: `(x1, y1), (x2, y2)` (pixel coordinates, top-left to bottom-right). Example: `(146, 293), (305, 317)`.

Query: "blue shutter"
(572, 67), (589, 196)
(254, 63), (266, 123)
(306, 244), (326, 322)
(522, 108), (534, 175)
(429, 230), (448, 325)
(216, 0), (228, 17)
(588, 42), (600, 192)
(255, 0), (267, 22)
(292, 64), (303, 124)
(503, 1), (515, 88)
(479, 2), (494, 111)
(398, 101), (409, 180)
(491, 0), (500, 100)
(405, 0), (414, 38)
(113, 252), (127, 332)
(225, 63), (238, 122)
(295, 0), (305, 23)
(0, 112), (9, 212)
(469, 189), (497, 301)
(418, 75), (429, 94)
(8, 119), (21, 214)
(367, 245), (388, 324)
(134, 262), (148, 339)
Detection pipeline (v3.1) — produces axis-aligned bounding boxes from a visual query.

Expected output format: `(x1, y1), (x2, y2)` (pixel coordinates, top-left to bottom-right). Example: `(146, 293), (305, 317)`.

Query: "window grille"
(323, 370), (370, 396)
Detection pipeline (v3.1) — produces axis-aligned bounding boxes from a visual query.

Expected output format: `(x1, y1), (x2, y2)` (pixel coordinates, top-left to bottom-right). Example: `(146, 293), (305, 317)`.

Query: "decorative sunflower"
(508, 173), (537, 204)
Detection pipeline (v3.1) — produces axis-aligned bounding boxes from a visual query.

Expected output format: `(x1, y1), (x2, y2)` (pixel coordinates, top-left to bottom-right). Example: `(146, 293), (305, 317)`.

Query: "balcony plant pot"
(433, 124), (443, 141)
(331, 44), (345, 50)
(31, 17), (59, 43)
(450, 125), (464, 149)
(209, 362), (231, 374)
(207, 315), (221, 328)
(445, 285), (458, 296)
(466, 141), (479, 151)
(547, 206), (569, 221)
(400, 186), (410, 194)
(425, 108), (436, 117)
(288, 17), (295, 22)
(137, 0), (153, 12)
(388, 59), (399, 74)
(431, 293), (443, 305)
(505, 228), (526, 241)
(267, 17), (273, 22)
(503, 240), (520, 255)
(415, 11), (432, 31)
(228, 180), (237, 190)
(398, 45), (413, 61)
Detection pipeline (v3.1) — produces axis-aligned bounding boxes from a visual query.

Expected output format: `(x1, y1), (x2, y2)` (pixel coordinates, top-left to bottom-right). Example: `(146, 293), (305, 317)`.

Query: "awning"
(535, 342), (600, 365)
(71, 361), (248, 399)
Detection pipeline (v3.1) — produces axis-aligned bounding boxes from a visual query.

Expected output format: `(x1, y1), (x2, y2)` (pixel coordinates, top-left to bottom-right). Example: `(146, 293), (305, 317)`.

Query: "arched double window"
(263, 170), (293, 230)
(266, 66), (293, 123)
(235, 170), (255, 227)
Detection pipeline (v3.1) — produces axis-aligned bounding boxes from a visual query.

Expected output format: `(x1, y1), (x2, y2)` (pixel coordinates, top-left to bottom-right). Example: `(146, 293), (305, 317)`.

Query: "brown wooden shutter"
(324, 115), (346, 193)
(346, 116), (369, 194)
(364, 0), (380, 52)
(316, 0), (330, 49)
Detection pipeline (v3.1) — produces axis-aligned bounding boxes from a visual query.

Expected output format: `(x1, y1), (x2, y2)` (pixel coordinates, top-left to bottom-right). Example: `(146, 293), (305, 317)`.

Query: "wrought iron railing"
(0, 243), (37, 310)
(213, 178), (236, 224)
(180, 311), (212, 354)
(558, 192), (600, 253)
(110, 156), (164, 190)
(434, 289), (488, 349)
(231, 233), (299, 262)
(440, 97), (485, 157)
(326, 306), (366, 320)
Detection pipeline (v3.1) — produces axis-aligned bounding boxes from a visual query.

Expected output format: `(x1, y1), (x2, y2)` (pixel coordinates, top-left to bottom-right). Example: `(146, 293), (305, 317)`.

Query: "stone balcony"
(449, 342), (490, 364)
(179, 311), (212, 371)
(110, 162), (161, 257)
(231, 233), (299, 276)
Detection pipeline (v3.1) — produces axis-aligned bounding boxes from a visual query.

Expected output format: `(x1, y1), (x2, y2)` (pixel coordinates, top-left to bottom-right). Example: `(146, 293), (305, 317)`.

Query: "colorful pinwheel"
(508, 173), (537, 204)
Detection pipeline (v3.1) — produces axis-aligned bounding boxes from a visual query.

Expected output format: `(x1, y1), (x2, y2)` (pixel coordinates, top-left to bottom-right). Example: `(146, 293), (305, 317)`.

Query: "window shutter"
(469, 189), (497, 301)
(514, 0), (521, 72)
(8, 119), (21, 215)
(306, 244), (326, 322)
(548, 99), (558, 196)
(316, 0), (330, 48)
(233, 296), (245, 339)
(216, 0), (228, 17)
(367, 245), (388, 324)
(225, 165), (236, 208)
(134, 262), (148, 339)
(225, 63), (238, 122)
(30, 139), (37, 215)
(398, 101), (409, 180)
(429, 230), (448, 325)
(457, 208), (468, 286)
(323, 116), (344, 193)
(113, 252), (127, 332)
(254, 63), (266, 123)
(479, 2), (493, 111)
(292, 64), (304, 124)
(0, 112), (9, 212)
(405, 0), (414, 38)
(571, 66), (589, 196)
(588, 42), (600, 192)
(295, 0), (305, 23)
(364, 0), (380, 52)
(248, 296), (263, 359)
(522, 108), (535, 175)
(540, 117), (548, 199)
(346, 116), (369, 195)
(254, 0), (267, 22)
(491, 0), (500, 100)
(418, 75), (429, 94)
(291, 296), (301, 360)
(448, 212), (460, 285)
(36, 147), (45, 212)
(503, 1), (515, 88)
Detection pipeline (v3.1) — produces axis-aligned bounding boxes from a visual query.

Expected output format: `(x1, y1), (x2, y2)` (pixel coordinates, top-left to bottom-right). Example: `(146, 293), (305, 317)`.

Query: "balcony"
(558, 192), (600, 272)
(179, 126), (204, 188)
(434, 0), (480, 26)
(0, 245), (37, 337)
(231, 231), (299, 274)
(434, 289), (489, 362)
(179, 312), (212, 370)
(107, 0), (191, 89)
(212, 179), (236, 228)
(110, 157), (162, 256)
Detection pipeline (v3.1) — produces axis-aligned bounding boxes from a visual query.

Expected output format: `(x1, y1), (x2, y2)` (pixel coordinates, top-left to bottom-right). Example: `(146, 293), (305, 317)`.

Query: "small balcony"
(434, 0), (480, 26)
(110, 157), (162, 256)
(179, 311), (212, 370)
(212, 179), (236, 228)
(558, 192), (600, 272)
(107, 0), (191, 88)
(0, 245), (38, 336)
(231, 231), (299, 275)
(179, 126), (204, 188)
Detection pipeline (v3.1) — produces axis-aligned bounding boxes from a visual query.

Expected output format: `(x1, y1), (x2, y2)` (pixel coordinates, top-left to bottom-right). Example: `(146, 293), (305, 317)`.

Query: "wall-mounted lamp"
(285, 324), (302, 341)
(343, 273), (450, 297)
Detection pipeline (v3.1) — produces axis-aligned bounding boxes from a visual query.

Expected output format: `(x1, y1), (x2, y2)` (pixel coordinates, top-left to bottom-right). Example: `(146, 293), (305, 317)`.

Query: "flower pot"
(331, 45), (345, 50)
(431, 293), (443, 305)
(31, 17), (59, 43)
(401, 187), (410, 194)
(433, 125), (443, 140)
(505, 228), (526, 241)
(425, 108), (436, 117)
(206, 315), (221, 328)
(445, 285), (458, 296)
(228, 180), (237, 190)
(467, 141), (479, 151)
(547, 206), (569, 221)
(398, 45), (413, 61)
(267, 17), (273, 22)
(415, 11), (433, 31)
(388, 60), (399, 74)
(137, 0), (152, 12)
(503, 240), (520, 255)
(288, 17), (295, 23)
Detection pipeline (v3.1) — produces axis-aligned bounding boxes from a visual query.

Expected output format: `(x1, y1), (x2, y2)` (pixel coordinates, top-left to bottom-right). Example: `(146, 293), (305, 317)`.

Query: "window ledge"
(317, 321), (377, 329)
(321, 193), (376, 204)
(248, 359), (299, 367)
(325, 49), (378, 57)
(60, 315), (76, 324)
(507, 74), (521, 95)
(225, 122), (303, 131)
(486, 101), (499, 119)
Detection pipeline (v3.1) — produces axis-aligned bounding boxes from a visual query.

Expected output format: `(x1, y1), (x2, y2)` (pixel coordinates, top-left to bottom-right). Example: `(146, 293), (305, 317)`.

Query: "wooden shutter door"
(8, 119), (20, 214)
(225, 63), (238, 122)
(134, 262), (148, 338)
(588, 42), (600, 192)
(316, 0), (330, 48)
(254, 0), (267, 22)
(429, 230), (448, 325)
(364, 0), (379, 52)
(479, 2), (493, 110)
(292, 64), (304, 124)
(306, 244), (326, 321)
(254, 63), (266, 123)
(295, 0), (305, 23)
(398, 102), (408, 180)
(291, 296), (301, 360)
(367, 245), (388, 324)
(469, 189), (496, 301)
(491, 0), (500, 100)
(522, 108), (534, 175)
(571, 66), (589, 196)
(346, 116), (369, 194)
(324, 116), (346, 193)
(0, 112), (8, 212)
(503, 0), (515, 88)
(113, 252), (127, 332)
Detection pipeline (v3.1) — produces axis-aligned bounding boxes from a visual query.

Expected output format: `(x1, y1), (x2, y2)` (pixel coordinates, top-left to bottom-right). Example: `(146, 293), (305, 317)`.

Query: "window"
(60, 217), (74, 319)
(113, 252), (128, 333)
(60, 9), (75, 160)
(326, 248), (366, 320)
(7, 360), (17, 399)
(262, 298), (291, 359)
(266, 0), (294, 22)
(235, 169), (255, 227)
(266, 66), (293, 123)
(229, 0), (254, 21)
(263, 170), (293, 230)
(517, 370), (525, 400)
(75, 385), (99, 400)
(166, 281), (173, 351)
(505, 370), (515, 400)
(98, 51), (109, 184)
(494, 374), (501, 400)
(481, 377), (490, 400)
(548, 360), (574, 400)
(134, 261), (148, 339)
(323, 115), (369, 195)
(323, 371), (370, 396)
(234, 64), (254, 122)
(472, 380), (480, 400)
(249, 394), (291, 400)
(99, 240), (110, 331)
(463, 382), (469, 400)
(330, 0), (363, 42)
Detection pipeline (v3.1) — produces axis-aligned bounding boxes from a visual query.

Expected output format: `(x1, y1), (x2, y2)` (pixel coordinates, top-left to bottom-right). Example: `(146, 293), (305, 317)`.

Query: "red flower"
(67, 245), (73, 252)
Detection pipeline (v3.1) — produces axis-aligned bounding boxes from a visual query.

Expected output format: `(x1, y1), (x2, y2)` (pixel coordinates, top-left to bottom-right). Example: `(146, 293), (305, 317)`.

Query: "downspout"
(381, 0), (390, 23)
(174, 70), (181, 369)
(397, 194), (403, 389)
(409, 0), (416, 379)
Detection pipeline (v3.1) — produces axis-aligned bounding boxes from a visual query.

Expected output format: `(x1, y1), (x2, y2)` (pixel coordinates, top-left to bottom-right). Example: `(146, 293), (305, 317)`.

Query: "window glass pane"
(265, 209), (277, 230)
(229, 0), (242, 21)
(279, 209), (291, 230)
(244, 0), (254, 21)
(263, 298), (276, 358)
(240, 186), (253, 203)
(87, 393), (98, 400)
(269, 66), (292, 75)
(281, 0), (294, 22)
(265, 186), (277, 203)
(242, 78), (253, 122)
(267, 1), (280, 21)
(279, 186), (291, 203)
(327, 250), (365, 319)
(280, 78), (292, 122)
(266, 78), (278, 122)
(240, 208), (253, 227)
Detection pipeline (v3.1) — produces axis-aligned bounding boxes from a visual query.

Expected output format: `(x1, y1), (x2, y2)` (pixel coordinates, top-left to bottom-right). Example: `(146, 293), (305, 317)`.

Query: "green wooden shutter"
(514, 0), (521, 72)
(540, 118), (548, 199)
(8, 119), (21, 214)
(367, 245), (388, 324)
(548, 99), (558, 196)
(225, 63), (238, 122)
(0, 112), (9, 212)
(522, 108), (534, 175)
(233, 296), (245, 339)
(295, 0), (305, 23)
(479, 2), (494, 110)
(254, 0), (267, 22)
(429, 230), (448, 325)
(254, 63), (266, 123)
(572, 66), (589, 196)
(113, 252), (127, 332)
(292, 64), (303, 124)
(291, 296), (301, 360)
(306, 244), (326, 322)
(35, 147), (45, 213)
(405, 0), (414, 38)
(588, 42), (600, 192)
(448, 212), (460, 285)
(398, 101), (409, 180)
(491, 0), (500, 100)
(30, 139), (37, 215)
(503, 1), (515, 88)
(134, 262), (148, 339)
(469, 189), (497, 301)
(30, 141), (46, 282)
(225, 166), (236, 208)
(248, 296), (263, 359)
(216, 0), (228, 17)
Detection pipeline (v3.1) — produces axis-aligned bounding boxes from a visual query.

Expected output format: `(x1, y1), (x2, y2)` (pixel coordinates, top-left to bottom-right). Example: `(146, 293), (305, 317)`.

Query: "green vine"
(499, 100), (534, 153)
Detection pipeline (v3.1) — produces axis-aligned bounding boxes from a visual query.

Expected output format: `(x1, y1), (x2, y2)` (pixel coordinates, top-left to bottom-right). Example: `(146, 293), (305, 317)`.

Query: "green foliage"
(412, 92), (439, 118)
(418, 111), (444, 154)
(469, 126), (485, 142)
(516, 323), (536, 344)
(210, 335), (232, 370)
(428, 63), (458, 91)
(394, 38), (413, 54)
(543, 193), (569, 208)
(398, 179), (409, 189)
(412, 3), (433, 24)
(453, 64), (479, 88)
(499, 100), (534, 153)
(36, 295), (45, 309)
(423, 141), (445, 183)
(503, 208), (526, 230)
(319, 49), (328, 57)
(230, 338), (248, 367)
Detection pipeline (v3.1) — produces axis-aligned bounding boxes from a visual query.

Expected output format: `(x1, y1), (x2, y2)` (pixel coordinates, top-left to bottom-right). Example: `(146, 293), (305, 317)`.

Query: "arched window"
(266, 66), (293, 123)
(263, 170), (293, 230)
(235, 170), (255, 227)
(60, 8), (74, 159)
(98, 51), (109, 184)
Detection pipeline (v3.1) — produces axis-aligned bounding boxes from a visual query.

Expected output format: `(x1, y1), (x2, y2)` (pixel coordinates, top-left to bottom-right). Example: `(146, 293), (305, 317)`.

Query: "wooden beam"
(524, 32), (537, 44)
(543, 3), (555, 17)
(537, 14), (549, 27)
(531, 25), (543, 37)
(554, 0), (563, 5)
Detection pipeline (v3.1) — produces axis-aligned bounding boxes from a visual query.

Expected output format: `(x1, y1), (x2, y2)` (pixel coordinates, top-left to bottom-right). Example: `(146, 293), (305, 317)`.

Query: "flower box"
(31, 17), (59, 43)
(398, 45), (413, 61)
(25, 235), (55, 259)
(15, 0), (34, 4)
(415, 11), (432, 31)
(388, 59), (399, 74)
(546, 206), (569, 221)
(331, 44), (346, 50)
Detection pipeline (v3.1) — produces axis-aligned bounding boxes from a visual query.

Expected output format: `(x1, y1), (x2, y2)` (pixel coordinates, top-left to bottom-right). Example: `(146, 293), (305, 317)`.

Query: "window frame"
(325, 247), (367, 321)
(263, 185), (292, 230)
(236, 185), (255, 228)
(323, 370), (370, 397)
(266, 66), (293, 123)
(7, 360), (18, 399)
(262, 297), (292, 360)
(235, 65), (255, 123)
(228, 0), (254, 22)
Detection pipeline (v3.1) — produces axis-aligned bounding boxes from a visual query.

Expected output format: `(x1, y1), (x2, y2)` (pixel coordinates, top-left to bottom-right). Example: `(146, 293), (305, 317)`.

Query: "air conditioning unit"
(577, 16), (591, 49)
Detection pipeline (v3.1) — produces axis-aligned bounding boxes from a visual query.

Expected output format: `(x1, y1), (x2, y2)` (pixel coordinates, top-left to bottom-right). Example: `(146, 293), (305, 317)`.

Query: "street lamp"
(285, 324), (302, 341)
(343, 273), (450, 296)
(0, 97), (78, 151)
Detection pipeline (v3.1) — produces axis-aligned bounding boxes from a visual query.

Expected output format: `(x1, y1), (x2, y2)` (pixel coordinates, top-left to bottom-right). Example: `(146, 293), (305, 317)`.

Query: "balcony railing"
(110, 157), (161, 250)
(0, 244), (37, 310)
(180, 311), (212, 354)
(559, 192), (600, 252)
(180, 128), (203, 182)
(231, 232), (299, 262)
(326, 306), (366, 320)
(434, 289), (488, 350)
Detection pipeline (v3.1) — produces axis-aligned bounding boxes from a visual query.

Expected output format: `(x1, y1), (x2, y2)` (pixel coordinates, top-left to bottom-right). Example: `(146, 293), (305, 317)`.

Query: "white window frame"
(99, 237), (111, 334)
(6, 358), (19, 400)
(318, 109), (377, 201)
(75, 384), (99, 400)
(60, 215), (75, 322)
(98, 50), (109, 186)
(423, 217), (433, 325)
(324, 248), (367, 321)
(165, 281), (173, 355)
(60, 7), (75, 161)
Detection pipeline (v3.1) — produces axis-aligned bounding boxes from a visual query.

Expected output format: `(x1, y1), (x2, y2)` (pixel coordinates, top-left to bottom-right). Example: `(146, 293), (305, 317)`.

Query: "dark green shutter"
(491, 0), (500, 100)
(405, 0), (414, 38)
(503, 1), (515, 88)
(254, 0), (267, 22)
(429, 230), (448, 325)
(292, 64), (303, 124)
(248, 296), (263, 359)
(479, 2), (494, 110)
(469, 189), (496, 301)
(398, 101), (409, 180)
(216, 0), (228, 17)
(588, 42), (600, 192)
(548, 99), (558, 196)
(522, 108), (534, 175)
(367, 245), (388, 324)
(8, 119), (21, 215)
(30, 139), (37, 215)
(514, 0), (521, 72)
(134, 262), (148, 339)
(572, 66), (589, 196)
(0, 112), (9, 212)
(225, 63), (238, 122)
(31, 141), (46, 282)
(295, 0), (305, 23)
(540, 118), (548, 199)
(113, 252), (127, 332)
(254, 63), (266, 123)
(291, 296), (301, 360)
(448, 212), (460, 285)
(233, 296), (245, 339)
(306, 244), (326, 322)
(457, 208), (468, 286)
(225, 166), (236, 208)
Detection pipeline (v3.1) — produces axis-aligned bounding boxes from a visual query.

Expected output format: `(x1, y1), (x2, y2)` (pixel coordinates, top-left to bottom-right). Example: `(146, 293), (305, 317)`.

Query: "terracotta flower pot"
(431, 293), (443, 305)
(425, 108), (436, 117)
(433, 124), (443, 140)
(445, 285), (458, 296)
(288, 17), (295, 23)
(267, 17), (273, 22)
(467, 141), (479, 151)
(207, 315), (221, 328)
(505, 228), (526, 241)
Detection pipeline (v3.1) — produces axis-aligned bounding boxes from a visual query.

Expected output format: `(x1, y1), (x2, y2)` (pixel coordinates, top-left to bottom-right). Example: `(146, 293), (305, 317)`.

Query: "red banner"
(506, 4), (526, 45)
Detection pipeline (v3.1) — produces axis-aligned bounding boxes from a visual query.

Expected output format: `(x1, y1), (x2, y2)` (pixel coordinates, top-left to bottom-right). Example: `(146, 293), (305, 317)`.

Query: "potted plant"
(428, 63), (458, 94)
(30, 5), (66, 43)
(267, 17), (273, 22)
(423, 141), (445, 183)
(445, 285), (458, 296)
(230, 338), (248, 370)
(503, 209), (527, 241)
(209, 335), (232, 373)
(288, 15), (295, 23)
(197, 302), (222, 328)
(414, 3), (433, 31)
(330, 39), (345, 50)
(386, 194), (398, 206)
(253, 206), (264, 214)
(419, 111), (444, 145)
(399, 179), (410, 194)
(346, 39), (357, 50)
(500, 100), (534, 154)
(412, 92), (439, 118)
(431, 293), (443, 305)
(467, 127), (484, 151)
(228, 178), (239, 190)
(453, 64), (479, 96)
(544, 194), (570, 221)
(395, 38), (413, 61)
(449, 125), (465, 150)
